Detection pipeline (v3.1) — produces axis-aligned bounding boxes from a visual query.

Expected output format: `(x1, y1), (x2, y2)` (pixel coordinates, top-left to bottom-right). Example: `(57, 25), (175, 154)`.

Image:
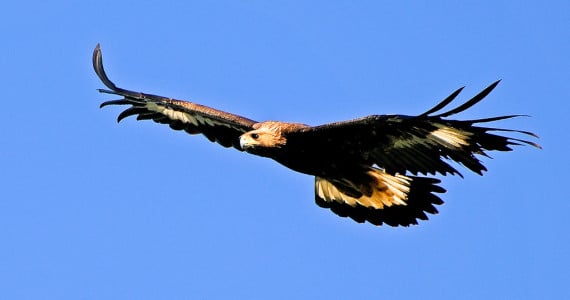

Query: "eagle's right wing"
(93, 44), (258, 150)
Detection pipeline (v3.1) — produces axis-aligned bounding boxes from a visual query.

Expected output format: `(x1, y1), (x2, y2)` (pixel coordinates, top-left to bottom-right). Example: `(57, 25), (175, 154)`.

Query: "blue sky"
(1, 1), (568, 299)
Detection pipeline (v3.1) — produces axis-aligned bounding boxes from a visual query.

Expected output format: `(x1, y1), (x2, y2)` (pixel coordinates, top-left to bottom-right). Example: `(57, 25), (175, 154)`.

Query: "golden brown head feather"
(240, 121), (308, 151)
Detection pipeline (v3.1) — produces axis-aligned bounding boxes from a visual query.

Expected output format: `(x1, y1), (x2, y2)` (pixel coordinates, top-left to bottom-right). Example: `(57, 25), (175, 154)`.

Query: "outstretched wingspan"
(94, 44), (540, 227)
(93, 44), (257, 149)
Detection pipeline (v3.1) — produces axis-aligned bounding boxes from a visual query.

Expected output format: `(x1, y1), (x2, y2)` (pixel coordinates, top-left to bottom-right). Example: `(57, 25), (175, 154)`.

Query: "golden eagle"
(93, 44), (540, 227)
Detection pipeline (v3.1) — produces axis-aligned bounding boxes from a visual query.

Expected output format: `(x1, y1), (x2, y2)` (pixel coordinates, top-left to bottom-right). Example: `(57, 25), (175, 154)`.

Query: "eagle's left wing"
(93, 44), (257, 150)
(289, 81), (540, 177)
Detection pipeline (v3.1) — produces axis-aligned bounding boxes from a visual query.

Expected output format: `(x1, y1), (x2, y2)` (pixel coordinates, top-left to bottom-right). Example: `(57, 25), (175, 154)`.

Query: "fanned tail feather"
(315, 168), (445, 226)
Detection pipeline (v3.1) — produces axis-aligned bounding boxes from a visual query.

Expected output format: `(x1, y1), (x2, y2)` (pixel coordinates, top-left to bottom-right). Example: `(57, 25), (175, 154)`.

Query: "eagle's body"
(93, 44), (539, 226)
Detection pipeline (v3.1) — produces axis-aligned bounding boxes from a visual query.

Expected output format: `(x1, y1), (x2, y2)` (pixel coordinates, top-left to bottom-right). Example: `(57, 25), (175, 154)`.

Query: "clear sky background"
(1, 1), (568, 299)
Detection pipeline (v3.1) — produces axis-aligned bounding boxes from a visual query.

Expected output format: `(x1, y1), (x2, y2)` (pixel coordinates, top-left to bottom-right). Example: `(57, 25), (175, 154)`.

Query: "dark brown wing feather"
(93, 44), (257, 150)
(289, 81), (540, 177)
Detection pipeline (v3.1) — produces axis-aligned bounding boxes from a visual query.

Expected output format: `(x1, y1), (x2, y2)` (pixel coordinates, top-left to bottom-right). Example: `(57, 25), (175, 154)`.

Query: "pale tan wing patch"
(315, 169), (412, 210)
(428, 123), (472, 148)
(391, 123), (473, 150)
(144, 101), (246, 129)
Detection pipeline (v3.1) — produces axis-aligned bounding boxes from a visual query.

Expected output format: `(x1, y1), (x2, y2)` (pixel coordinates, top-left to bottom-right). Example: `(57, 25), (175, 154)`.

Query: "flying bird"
(93, 44), (540, 227)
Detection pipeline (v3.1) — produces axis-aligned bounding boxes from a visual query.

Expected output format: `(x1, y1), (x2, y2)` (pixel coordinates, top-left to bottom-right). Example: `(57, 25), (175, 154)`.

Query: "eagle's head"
(240, 122), (287, 155)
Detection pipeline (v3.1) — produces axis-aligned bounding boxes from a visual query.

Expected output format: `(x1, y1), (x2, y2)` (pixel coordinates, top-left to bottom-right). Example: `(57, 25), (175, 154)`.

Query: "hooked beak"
(239, 134), (253, 151)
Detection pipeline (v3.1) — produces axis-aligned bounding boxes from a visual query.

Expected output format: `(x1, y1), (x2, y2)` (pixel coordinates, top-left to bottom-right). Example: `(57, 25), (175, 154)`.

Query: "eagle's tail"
(315, 168), (445, 226)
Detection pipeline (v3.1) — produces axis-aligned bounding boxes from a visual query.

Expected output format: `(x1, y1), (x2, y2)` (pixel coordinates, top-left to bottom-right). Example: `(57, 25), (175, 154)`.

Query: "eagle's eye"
(251, 133), (259, 140)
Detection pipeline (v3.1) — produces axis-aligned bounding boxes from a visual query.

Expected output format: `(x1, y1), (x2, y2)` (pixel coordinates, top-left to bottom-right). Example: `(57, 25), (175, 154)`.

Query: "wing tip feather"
(92, 43), (126, 94)
(436, 80), (502, 118)
(420, 85), (466, 117)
